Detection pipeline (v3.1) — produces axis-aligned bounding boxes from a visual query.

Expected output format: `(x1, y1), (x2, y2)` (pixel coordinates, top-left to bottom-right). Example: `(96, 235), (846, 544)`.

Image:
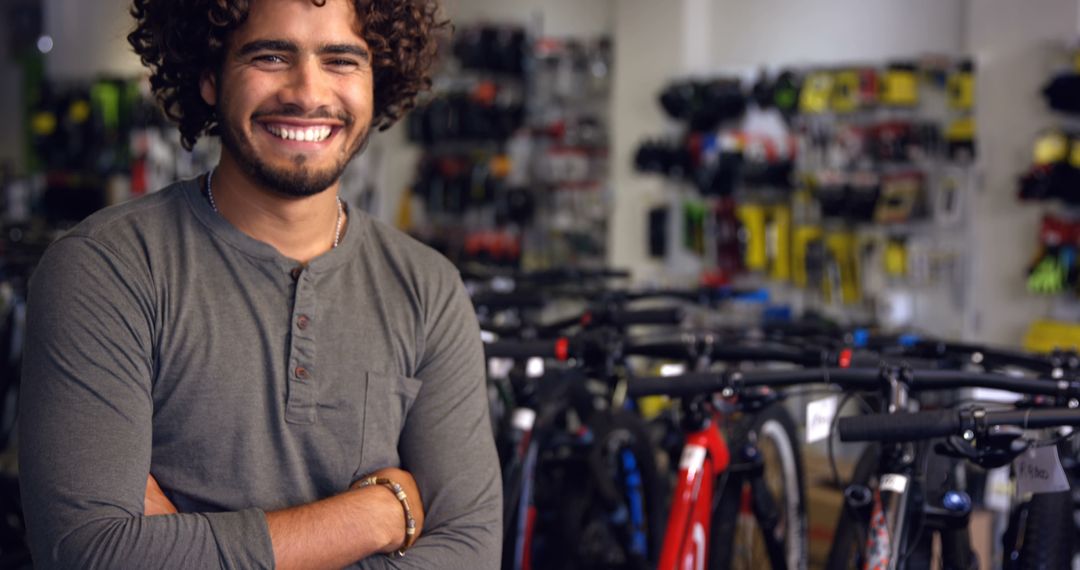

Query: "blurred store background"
(2, 0), (1080, 568)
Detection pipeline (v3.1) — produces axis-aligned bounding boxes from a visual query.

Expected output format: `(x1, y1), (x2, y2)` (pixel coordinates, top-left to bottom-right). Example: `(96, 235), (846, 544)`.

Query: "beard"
(216, 104), (371, 198)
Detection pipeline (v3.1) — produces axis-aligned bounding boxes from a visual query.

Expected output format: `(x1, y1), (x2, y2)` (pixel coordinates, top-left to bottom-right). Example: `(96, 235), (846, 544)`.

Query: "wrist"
(351, 482), (405, 553)
(353, 476), (417, 556)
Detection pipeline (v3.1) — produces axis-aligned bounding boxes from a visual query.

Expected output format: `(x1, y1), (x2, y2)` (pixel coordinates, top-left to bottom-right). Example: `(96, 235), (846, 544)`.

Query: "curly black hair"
(128, 0), (447, 150)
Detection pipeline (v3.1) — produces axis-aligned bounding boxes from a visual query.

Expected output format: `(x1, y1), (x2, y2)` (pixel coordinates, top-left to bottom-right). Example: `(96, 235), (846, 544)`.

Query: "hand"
(351, 467), (425, 554)
(144, 474), (178, 516)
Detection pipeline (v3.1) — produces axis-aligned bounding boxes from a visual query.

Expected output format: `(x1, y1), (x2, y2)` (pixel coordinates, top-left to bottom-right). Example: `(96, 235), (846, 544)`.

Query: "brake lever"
(934, 425), (1030, 469)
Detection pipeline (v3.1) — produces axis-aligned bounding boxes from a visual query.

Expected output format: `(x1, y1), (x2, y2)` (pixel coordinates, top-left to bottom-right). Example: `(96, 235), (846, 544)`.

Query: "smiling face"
(200, 0), (374, 198)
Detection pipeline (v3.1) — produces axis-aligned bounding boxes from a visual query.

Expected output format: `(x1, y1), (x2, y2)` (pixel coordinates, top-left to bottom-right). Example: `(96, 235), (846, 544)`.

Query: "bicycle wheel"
(1012, 490), (1073, 570)
(823, 444), (879, 570)
(531, 408), (665, 570)
(710, 403), (808, 570)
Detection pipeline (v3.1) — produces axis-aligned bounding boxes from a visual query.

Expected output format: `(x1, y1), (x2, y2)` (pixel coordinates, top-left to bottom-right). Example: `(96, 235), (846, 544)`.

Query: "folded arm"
(20, 237), (418, 569)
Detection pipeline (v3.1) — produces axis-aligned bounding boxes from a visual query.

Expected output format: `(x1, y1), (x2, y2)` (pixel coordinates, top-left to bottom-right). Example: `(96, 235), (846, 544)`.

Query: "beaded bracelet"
(355, 476), (417, 557)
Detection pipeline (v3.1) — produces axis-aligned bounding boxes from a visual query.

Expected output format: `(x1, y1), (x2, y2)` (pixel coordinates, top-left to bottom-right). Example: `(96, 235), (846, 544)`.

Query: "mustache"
(252, 106), (353, 125)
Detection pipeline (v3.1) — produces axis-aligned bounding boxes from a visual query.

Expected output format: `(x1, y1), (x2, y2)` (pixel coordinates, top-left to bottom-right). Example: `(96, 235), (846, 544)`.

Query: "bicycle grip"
(610, 307), (685, 326)
(838, 409), (961, 443)
(483, 338), (568, 360)
(626, 372), (725, 398)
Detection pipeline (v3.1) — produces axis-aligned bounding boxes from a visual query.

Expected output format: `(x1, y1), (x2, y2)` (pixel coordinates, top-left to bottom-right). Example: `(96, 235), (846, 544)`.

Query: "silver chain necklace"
(205, 169), (344, 248)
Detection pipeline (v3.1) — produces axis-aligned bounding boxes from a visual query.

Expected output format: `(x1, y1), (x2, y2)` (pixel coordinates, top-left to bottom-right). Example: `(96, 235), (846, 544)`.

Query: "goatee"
(216, 110), (370, 198)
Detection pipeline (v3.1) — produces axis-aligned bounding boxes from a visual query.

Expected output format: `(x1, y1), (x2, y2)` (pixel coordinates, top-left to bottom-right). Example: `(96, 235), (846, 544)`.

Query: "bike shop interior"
(3, 0), (1080, 569)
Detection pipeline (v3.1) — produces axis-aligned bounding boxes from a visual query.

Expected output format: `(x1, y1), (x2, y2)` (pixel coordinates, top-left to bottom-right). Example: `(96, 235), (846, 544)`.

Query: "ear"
(199, 71), (218, 107)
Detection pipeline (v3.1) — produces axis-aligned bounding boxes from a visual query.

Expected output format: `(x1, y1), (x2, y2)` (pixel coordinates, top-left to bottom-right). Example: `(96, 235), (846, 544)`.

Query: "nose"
(278, 57), (332, 113)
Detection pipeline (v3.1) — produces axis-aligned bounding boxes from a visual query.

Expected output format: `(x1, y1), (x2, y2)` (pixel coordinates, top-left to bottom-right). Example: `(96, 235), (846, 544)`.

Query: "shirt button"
(295, 366), (309, 380)
(290, 267), (303, 281)
(297, 315), (310, 330)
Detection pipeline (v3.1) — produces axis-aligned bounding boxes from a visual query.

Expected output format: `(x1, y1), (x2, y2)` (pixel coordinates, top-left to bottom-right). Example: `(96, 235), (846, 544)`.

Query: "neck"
(209, 154), (347, 264)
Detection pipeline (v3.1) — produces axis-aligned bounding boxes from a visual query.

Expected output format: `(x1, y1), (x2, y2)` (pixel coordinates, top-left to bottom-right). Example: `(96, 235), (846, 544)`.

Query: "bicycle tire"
(710, 403), (808, 570)
(823, 444), (880, 570)
(587, 408), (668, 566)
(530, 408), (664, 570)
(1016, 490), (1073, 570)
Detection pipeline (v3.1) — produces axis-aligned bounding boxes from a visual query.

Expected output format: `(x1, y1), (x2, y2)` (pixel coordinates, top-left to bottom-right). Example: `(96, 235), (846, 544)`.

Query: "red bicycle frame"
(657, 413), (731, 570)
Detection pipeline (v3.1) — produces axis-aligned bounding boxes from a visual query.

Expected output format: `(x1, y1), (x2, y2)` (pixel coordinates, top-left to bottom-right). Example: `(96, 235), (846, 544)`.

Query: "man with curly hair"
(18, 0), (501, 568)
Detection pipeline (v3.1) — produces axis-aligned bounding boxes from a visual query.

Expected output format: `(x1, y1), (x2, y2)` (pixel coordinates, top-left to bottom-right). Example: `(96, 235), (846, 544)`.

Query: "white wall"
(709, 0), (966, 67)
(962, 0), (1080, 345)
(442, 0), (613, 37)
(967, 0), (1079, 54)
(43, 0), (141, 80)
(608, 0), (693, 282)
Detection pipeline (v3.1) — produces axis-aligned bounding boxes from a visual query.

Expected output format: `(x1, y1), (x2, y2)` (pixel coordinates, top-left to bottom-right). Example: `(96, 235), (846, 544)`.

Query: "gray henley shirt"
(19, 177), (501, 569)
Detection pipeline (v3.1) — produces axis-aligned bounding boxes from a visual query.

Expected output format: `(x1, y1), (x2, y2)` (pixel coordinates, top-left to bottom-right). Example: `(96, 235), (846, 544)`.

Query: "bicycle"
(485, 308), (687, 569)
(625, 366), (1080, 570)
(837, 405), (1080, 569)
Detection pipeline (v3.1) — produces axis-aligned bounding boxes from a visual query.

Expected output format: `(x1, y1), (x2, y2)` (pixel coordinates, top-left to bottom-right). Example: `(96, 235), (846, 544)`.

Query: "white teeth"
(265, 124), (332, 142)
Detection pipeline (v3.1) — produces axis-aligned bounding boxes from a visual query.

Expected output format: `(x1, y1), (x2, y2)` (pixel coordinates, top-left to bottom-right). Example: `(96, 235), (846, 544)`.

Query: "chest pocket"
(358, 371), (423, 473)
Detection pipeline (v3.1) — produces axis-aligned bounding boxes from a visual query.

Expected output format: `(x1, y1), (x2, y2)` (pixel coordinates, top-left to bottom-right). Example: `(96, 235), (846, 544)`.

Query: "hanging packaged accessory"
(831, 69), (861, 114)
(799, 71), (834, 115)
(874, 172), (925, 224)
(946, 60), (975, 111)
(881, 62), (920, 107)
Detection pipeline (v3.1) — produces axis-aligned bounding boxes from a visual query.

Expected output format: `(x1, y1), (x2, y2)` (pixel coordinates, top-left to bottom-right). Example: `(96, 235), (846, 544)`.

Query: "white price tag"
(983, 466), (1013, 512)
(1014, 446), (1070, 495)
(806, 395), (839, 443)
(880, 473), (909, 494)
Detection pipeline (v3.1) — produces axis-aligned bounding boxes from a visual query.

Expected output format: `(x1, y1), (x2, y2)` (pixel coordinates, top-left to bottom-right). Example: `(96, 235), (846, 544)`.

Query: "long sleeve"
(19, 236), (275, 569)
(361, 265), (502, 569)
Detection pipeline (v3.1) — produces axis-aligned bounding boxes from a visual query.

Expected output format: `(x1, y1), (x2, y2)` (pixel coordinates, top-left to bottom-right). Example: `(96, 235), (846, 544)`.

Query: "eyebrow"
(320, 44), (370, 60)
(236, 39), (369, 60)
(236, 40), (298, 57)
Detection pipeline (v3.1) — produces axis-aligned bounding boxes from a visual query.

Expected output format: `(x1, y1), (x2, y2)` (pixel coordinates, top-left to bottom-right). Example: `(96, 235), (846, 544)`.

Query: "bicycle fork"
(734, 441), (792, 569)
(657, 421), (730, 570)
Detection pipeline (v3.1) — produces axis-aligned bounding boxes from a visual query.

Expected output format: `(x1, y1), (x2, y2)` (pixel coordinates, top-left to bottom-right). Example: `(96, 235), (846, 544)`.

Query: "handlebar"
(489, 333), (836, 366)
(624, 368), (1080, 400)
(535, 306), (685, 335)
(838, 407), (1080, 443)
(607, 307), (685, 326)
(471, 290), (546, 311)
(911, 340), (1079, 375)
(484, 338), (570, 360)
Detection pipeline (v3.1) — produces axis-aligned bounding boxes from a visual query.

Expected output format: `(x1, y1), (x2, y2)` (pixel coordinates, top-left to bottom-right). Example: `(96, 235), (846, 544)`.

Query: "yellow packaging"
(768, 205), (792, 282)
(799, 72), (834, 115)
(792, 225), (823, 288)
(946, 71), (974, 111)
(881, 67), (919, 107)
(824, 231), (860, 304)
(831, 70), (861, 114)
(1023, 320), (1080, 353)
(737, 204), (768, 271)
(1033, 131), (1069, 166)
(884, 240), (908, 278)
